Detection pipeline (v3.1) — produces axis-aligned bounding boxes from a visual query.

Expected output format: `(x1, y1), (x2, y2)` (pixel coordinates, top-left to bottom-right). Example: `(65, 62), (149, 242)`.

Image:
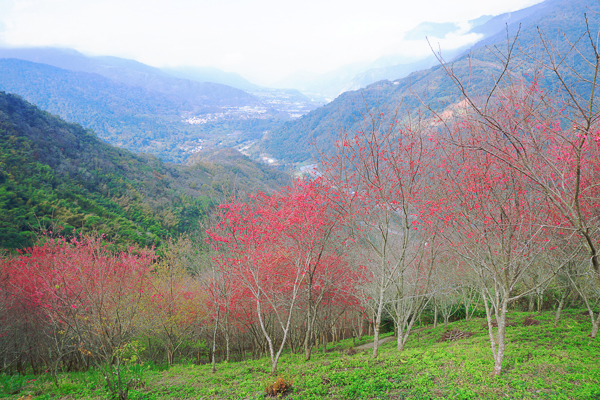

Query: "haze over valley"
(0, 0), (550, 167)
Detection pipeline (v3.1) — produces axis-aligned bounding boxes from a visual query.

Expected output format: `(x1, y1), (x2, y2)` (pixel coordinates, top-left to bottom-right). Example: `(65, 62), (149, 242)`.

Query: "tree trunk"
(303, 280), (314, 361)
(303, 306), (315, 361)
(527, 295), (535, 312)
(482, 291), (509, 376)
(225, 329), (230, 362)
(372, 292), (385, 358)
(554, 289), (570, 326)
(492, 304), (508, 376)
(167, 347), (174, 367)
(372, 320), (380, 358)
(255, 300), (278, 374)
(434, 304), (438, 329)
(590, 311), (600, 339)
(332, 326), (338, 343)
(211, 306), (220, 374)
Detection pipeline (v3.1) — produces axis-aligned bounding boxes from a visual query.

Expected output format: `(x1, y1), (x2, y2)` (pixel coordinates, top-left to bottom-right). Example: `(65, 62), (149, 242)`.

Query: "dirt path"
(354, 335), (396, 350)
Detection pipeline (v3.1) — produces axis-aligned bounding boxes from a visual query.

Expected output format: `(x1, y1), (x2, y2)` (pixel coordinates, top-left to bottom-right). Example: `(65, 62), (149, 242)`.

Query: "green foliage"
(0, 374), (27, 395)
(2, 310), (600, 399)
(186, 147), (290, 195)
(0, 92), (285, 249)
(116, 341), (147, 366)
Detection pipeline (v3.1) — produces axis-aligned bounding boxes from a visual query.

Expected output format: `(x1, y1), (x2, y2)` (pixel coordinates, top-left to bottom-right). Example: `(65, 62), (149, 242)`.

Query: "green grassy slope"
(2, 309), (599, 399)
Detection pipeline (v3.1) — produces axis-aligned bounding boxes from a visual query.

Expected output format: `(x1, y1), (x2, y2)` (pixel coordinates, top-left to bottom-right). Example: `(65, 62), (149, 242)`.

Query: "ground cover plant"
(1, 309), (599, 399)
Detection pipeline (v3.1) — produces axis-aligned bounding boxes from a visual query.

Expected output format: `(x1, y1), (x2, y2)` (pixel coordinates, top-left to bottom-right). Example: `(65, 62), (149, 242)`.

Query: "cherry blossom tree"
(321, 104), (439, 357)
(1, 235), (154, 398)
(207, 179), (352, 373)
(434, 23), (600, 339)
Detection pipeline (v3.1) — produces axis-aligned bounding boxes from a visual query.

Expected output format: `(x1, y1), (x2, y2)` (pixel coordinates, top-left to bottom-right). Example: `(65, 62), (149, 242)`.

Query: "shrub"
(264, 375), (293, 397)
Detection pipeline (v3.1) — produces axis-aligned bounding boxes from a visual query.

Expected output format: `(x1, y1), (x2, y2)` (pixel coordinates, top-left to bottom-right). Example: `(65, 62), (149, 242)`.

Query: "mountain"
(162, 65), (260, 91)
(0, 91), (288, 249)
(0, 47), (260, 108)
(0, 48), (321, 163)
(273, 62), (372, 102)
(270, 3), (551, 102)
(0, 58), (281, 163)
(468, 4), (543, 37)
(0, 58), (201, 161)
(259, 0), (599, 164)
(186, 147), (290, 191)
(161, 65), (321, 117)
(337, 53), (451, 95)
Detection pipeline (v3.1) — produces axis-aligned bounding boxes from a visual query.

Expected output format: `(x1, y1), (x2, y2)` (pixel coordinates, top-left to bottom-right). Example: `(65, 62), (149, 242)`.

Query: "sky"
(0, 0), (544, 85)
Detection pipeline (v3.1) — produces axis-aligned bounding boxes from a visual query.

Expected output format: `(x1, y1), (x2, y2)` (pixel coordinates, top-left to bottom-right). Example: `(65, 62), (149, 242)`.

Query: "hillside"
(0, 58), (276, 163)
(260, 0), (599, 164)
(270, 4), (548, 102)
(0, 91), (287, 249)
(2, 309), (598, 399)
(187, 147), (290, 193)
(0, 47), (261, 108)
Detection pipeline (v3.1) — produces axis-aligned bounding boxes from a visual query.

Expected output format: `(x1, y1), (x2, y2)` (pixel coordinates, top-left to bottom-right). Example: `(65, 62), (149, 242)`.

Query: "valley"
(0, 0), (556, 168)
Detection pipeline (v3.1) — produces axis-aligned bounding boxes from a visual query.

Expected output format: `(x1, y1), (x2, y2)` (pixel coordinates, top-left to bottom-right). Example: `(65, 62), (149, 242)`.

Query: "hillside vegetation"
(1, 2), (599, 400)
(1, 309), (598, 399)
(0, 50), (318, 163)
(0, 91), (287, 249)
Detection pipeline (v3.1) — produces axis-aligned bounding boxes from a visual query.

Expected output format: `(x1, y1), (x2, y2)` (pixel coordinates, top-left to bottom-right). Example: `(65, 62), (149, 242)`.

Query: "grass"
(2, 309), (600, 399)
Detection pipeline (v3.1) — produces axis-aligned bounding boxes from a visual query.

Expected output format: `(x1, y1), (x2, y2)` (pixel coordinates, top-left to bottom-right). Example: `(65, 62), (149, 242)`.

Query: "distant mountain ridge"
(0, 48), (320, 162)
(0, 47), (260, 108)
(272, 1), (551, 101)
(0, 57), (201, 158)
(259, 0), (599, 164)
(162, 65), (260, 91)
(0, 0), (569, 169)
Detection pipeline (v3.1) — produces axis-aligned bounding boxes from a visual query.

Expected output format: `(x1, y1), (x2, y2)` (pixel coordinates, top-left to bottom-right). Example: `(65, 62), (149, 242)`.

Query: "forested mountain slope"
(0, 92), (287, 249)
(261, 0), (600, 163)
(0, 58), (275, 162)
(0, 47), (260, 108)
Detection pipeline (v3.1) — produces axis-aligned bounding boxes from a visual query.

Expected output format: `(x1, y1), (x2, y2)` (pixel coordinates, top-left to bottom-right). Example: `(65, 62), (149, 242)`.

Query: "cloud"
(0, 0), (545, 84)
(403, 22), (461, 41)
